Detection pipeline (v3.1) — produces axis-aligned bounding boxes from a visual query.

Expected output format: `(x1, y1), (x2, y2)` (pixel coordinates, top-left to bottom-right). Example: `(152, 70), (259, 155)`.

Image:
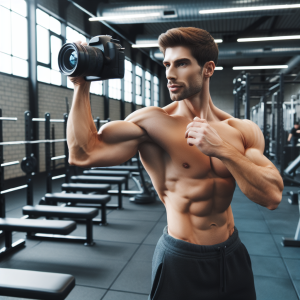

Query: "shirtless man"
(67, 27), (284, 300)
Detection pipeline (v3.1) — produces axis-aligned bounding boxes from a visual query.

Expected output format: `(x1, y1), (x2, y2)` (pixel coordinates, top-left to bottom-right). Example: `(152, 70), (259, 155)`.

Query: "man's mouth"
(168, 85), (182, 92)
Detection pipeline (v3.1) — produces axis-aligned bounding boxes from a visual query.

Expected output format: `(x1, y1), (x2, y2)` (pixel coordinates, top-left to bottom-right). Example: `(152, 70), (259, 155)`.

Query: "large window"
(135, 65), (143, 105)
(145, 71), (151, 107)
(36, 8), (63, 85)
(153, 76), (160, 107)
(108, 79), (121, 100)
(124, 59), (133, 102)
(0, 0), (28, 78)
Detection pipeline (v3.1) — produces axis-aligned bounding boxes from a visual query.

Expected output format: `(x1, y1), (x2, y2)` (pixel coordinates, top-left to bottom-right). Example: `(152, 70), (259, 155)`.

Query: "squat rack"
(233, 72), (300, 176)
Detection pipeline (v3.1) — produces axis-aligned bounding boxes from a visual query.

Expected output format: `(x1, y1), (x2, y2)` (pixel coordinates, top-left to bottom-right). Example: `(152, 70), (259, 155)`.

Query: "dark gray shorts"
(149, 226), (256, 300)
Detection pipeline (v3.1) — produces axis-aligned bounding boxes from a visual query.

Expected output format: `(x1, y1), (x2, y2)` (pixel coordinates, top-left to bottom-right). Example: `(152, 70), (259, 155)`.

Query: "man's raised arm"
(67, 42), (148, 168)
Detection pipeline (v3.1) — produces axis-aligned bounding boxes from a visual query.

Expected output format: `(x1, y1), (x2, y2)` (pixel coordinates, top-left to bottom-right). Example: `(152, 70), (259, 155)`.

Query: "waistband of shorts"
(161, 225), (241, 259)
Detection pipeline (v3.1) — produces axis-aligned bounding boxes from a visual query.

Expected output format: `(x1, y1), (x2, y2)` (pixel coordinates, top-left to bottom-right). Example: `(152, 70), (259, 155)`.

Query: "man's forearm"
(67, 83), (98, 162)
(217, 142), (283, 209)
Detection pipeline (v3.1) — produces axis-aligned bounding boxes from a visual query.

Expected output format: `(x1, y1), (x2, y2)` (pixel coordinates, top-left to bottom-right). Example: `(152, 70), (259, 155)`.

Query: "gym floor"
(0, 167), (300, 300)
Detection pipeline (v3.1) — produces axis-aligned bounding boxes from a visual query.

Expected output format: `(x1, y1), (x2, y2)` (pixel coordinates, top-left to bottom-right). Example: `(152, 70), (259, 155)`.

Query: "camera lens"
(58, 42), (104, 77)
(69, 51), (77, 68)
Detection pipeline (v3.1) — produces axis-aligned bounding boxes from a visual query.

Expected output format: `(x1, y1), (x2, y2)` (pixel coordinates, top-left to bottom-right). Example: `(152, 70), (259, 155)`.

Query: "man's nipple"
(182, 163), (190, 169)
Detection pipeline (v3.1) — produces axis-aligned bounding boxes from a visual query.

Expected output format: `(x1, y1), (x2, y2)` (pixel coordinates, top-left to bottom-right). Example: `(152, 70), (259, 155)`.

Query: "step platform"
(23, 205), (99, 245)
(0, 268), (75, 300)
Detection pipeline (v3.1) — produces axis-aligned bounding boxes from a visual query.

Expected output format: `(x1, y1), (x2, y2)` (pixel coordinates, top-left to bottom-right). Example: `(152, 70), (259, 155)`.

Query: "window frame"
(0, 0), (29, 79)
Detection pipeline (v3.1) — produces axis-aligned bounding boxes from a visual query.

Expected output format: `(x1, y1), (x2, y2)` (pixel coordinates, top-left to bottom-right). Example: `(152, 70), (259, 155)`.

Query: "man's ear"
(203, 61), (215, 78)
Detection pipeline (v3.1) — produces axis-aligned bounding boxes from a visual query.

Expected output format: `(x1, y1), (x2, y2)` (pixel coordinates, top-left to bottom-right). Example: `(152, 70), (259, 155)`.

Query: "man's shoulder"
(125, 106), (168, 124)
(227, 118), (264, 150)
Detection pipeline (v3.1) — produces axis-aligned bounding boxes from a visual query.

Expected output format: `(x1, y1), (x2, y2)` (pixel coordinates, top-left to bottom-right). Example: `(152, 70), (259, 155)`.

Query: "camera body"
(58, 35), (125, 81)
(86, 35), (124, 81)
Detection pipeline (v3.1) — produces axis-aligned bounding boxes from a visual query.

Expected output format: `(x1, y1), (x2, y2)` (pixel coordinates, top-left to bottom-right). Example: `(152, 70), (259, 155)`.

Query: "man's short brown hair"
(158, 27), (219, 67)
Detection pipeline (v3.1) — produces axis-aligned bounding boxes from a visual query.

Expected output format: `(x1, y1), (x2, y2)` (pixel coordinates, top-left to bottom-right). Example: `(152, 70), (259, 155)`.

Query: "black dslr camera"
(58, 35), (125, 81)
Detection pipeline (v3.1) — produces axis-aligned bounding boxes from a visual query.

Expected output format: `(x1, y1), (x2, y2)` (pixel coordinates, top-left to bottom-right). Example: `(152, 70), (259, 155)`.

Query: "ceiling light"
(233, 65), (288, 70)
(132, 43), (159, 48)
(89, 12), (160, 21)
(199, 4), (300, 14)
(132, 39), (222, 48)
(215, 67), (223, 70)
(238, 35), (300, 42)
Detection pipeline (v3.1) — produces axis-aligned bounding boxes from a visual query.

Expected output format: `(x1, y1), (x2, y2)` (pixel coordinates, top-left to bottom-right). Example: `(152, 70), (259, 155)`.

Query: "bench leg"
(101, 204), (108, 226)
(0, 231), (25, 259)
(125, 177), (129, 190)
(84, 219), (95, 246)
(118, 183), (123, 209)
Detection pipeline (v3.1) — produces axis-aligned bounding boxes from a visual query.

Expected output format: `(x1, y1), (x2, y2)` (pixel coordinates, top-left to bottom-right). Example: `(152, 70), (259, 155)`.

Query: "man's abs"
(163, 175), (236, 246)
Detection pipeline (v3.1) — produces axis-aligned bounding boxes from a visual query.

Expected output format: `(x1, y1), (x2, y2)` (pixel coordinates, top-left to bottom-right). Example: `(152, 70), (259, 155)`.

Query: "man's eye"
(178, 62), (186, 66)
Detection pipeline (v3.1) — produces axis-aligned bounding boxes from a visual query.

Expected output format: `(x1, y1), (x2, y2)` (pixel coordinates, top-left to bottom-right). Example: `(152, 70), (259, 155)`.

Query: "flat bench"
(44, 193), (111, 223)
(92, 166), (139, 171)
(0, 218), (76, 258)
(71, 176), (127, 209)
(23, 205), (98, 245)
(61, 183), (110, 194)
(0, 268), (75, 300)
(83, 170), (130, 189)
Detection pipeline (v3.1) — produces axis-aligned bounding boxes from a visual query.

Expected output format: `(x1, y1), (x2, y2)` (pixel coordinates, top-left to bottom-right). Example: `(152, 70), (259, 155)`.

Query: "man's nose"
(166, 65), (177, 81)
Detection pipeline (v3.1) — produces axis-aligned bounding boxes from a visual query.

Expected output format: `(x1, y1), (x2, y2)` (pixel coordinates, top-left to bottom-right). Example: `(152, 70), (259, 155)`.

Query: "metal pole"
(0, 109), (5, 218)
(279, 74), (285, 176)
(25, 111), (33, 206)
(51, 124), (55, 171)
(45, 113), (52, 193)
(27, 0), (39, 172)
(64, 114), (70, 183)
(245, 73), (250, 120)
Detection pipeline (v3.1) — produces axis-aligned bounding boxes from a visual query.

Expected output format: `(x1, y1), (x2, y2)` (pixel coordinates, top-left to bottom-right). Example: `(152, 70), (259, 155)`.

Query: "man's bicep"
(85, 120), (147, 167)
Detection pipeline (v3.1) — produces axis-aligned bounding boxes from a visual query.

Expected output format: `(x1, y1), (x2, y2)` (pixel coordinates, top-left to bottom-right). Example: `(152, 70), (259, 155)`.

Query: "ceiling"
(71, 0), (300, 73)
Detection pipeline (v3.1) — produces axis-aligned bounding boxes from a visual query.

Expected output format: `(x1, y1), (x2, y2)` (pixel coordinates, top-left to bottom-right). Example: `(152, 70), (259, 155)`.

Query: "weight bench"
(0, 218), (76, 258)
(44, 193), (111, 224)
(71, 175), (127, 209)
(83, 170), (130, 189)
(23, 205), (98, 246)
(92, 166), (139, 171)
(61, 182), (110, 194)
(0, 268), (75, 300)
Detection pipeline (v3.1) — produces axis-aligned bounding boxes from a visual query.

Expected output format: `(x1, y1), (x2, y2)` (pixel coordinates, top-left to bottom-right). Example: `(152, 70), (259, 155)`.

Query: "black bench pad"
(83, 170), (130, 176)
(0, 218), (76, 235)
(45, 193), (111, 204)
(93, 166), (139, 171)
(71, 175), (126, 184)
(0, 268), (75, 300)
(23, 205), (98, 219)
(62, 183), (110, 192)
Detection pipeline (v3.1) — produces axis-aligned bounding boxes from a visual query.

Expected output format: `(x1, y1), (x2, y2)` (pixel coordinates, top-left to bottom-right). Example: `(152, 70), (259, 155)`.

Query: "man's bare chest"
(141, 117), (245, 180)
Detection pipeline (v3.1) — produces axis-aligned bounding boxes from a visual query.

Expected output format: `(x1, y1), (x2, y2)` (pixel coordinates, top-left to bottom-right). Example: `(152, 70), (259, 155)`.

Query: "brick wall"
(124, 102), (132, 119)
(109, 99), (121, 120)
(0, 74), (29, 180)
(38, 83), (74, 172)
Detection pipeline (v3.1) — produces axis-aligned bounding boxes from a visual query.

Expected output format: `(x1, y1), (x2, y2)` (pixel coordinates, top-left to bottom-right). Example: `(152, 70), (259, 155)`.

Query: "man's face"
(163, 46), (203, 101)
(295, 124), (299, 129)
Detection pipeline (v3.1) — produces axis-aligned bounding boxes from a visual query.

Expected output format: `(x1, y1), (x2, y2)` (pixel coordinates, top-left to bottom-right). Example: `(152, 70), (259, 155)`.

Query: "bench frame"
(25, 216), (95, 246)
(0, 232), (25, 260)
